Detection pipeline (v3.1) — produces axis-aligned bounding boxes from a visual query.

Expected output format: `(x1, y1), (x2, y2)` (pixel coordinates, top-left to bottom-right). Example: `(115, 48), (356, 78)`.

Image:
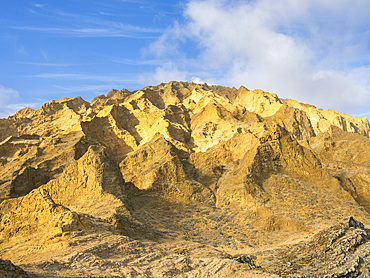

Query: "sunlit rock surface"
(0, 82), (369, 277)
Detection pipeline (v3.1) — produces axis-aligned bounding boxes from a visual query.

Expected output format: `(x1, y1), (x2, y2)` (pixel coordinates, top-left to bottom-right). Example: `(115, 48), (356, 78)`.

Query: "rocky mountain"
(0, 81), (369, 277)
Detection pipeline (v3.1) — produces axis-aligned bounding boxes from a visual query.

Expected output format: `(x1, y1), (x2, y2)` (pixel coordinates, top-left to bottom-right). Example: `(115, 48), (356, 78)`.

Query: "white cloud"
(0, 85), (19, 106)
(0, 85), (21, 118)
(139, 62), (188, 86)
(0, 85), (41, 118)
(33, 3), (44, 8)
(146, 0), (370, 116)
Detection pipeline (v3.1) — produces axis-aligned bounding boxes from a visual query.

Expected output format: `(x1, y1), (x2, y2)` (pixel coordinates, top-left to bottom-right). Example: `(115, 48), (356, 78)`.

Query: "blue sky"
(1, 0), (370, 118)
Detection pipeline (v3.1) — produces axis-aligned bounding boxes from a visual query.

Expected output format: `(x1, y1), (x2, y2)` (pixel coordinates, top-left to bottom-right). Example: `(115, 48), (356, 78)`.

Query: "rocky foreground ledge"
(263, 216), (370, 277)
(0, 259), (30, 278)
(1, 217), (369, 277)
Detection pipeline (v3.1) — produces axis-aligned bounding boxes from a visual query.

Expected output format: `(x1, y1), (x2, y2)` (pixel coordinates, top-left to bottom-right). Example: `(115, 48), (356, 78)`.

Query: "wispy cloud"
(52, 84), (121, 94)
(28, 72), (143, 96)
(13, 26), (160, 38)
(18, 62), (80, 67)
(109, 57), (164, 66)
(121, 0), (147, 3)
(48, 83), (139, 101)
(33, 3), (44, 8)
(30, 72), (134, 83)
(353, 111), (370, 120)
(15, 4), (164, 38)
(146, 0), (370, 116)
(108, 56), (198, 67)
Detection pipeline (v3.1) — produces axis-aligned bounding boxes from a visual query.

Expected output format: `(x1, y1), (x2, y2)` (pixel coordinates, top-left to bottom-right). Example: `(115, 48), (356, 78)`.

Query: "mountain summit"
(1, 82), (369, 277)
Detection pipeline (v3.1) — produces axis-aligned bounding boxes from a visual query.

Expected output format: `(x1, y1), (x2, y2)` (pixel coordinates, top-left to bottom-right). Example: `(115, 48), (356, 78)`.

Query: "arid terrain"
(0, 81), (369, 277)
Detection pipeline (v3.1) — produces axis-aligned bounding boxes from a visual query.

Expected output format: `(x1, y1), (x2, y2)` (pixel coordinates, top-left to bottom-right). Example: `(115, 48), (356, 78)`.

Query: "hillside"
(0, 81), (369, 277)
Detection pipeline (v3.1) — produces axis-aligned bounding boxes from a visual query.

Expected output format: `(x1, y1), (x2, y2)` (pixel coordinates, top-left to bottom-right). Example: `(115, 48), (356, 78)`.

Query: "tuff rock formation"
(0, 259), (30, 278)
(0, 81), (369, 277)
(264, 216), (370, 277)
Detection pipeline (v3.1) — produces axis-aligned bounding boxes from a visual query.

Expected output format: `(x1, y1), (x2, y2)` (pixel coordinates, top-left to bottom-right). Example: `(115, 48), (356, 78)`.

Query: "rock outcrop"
(0, 145), (146, 253)
(264, 216), (370, 277)
(284, 99), (370, 137)
(0, 259), (30, 278)
(0, 81), (369, 277)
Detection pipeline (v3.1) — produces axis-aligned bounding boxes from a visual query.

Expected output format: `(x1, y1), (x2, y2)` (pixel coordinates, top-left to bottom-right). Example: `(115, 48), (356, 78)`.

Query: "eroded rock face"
(0, 81), (369, 277)
(0, 145), (145, 251)
(0, 259), (30, 278)
(264, 217), (370, 278)
(283, 98), (370, 137)
(0, 187), (83, 244)
(0, 132), (89, 202)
